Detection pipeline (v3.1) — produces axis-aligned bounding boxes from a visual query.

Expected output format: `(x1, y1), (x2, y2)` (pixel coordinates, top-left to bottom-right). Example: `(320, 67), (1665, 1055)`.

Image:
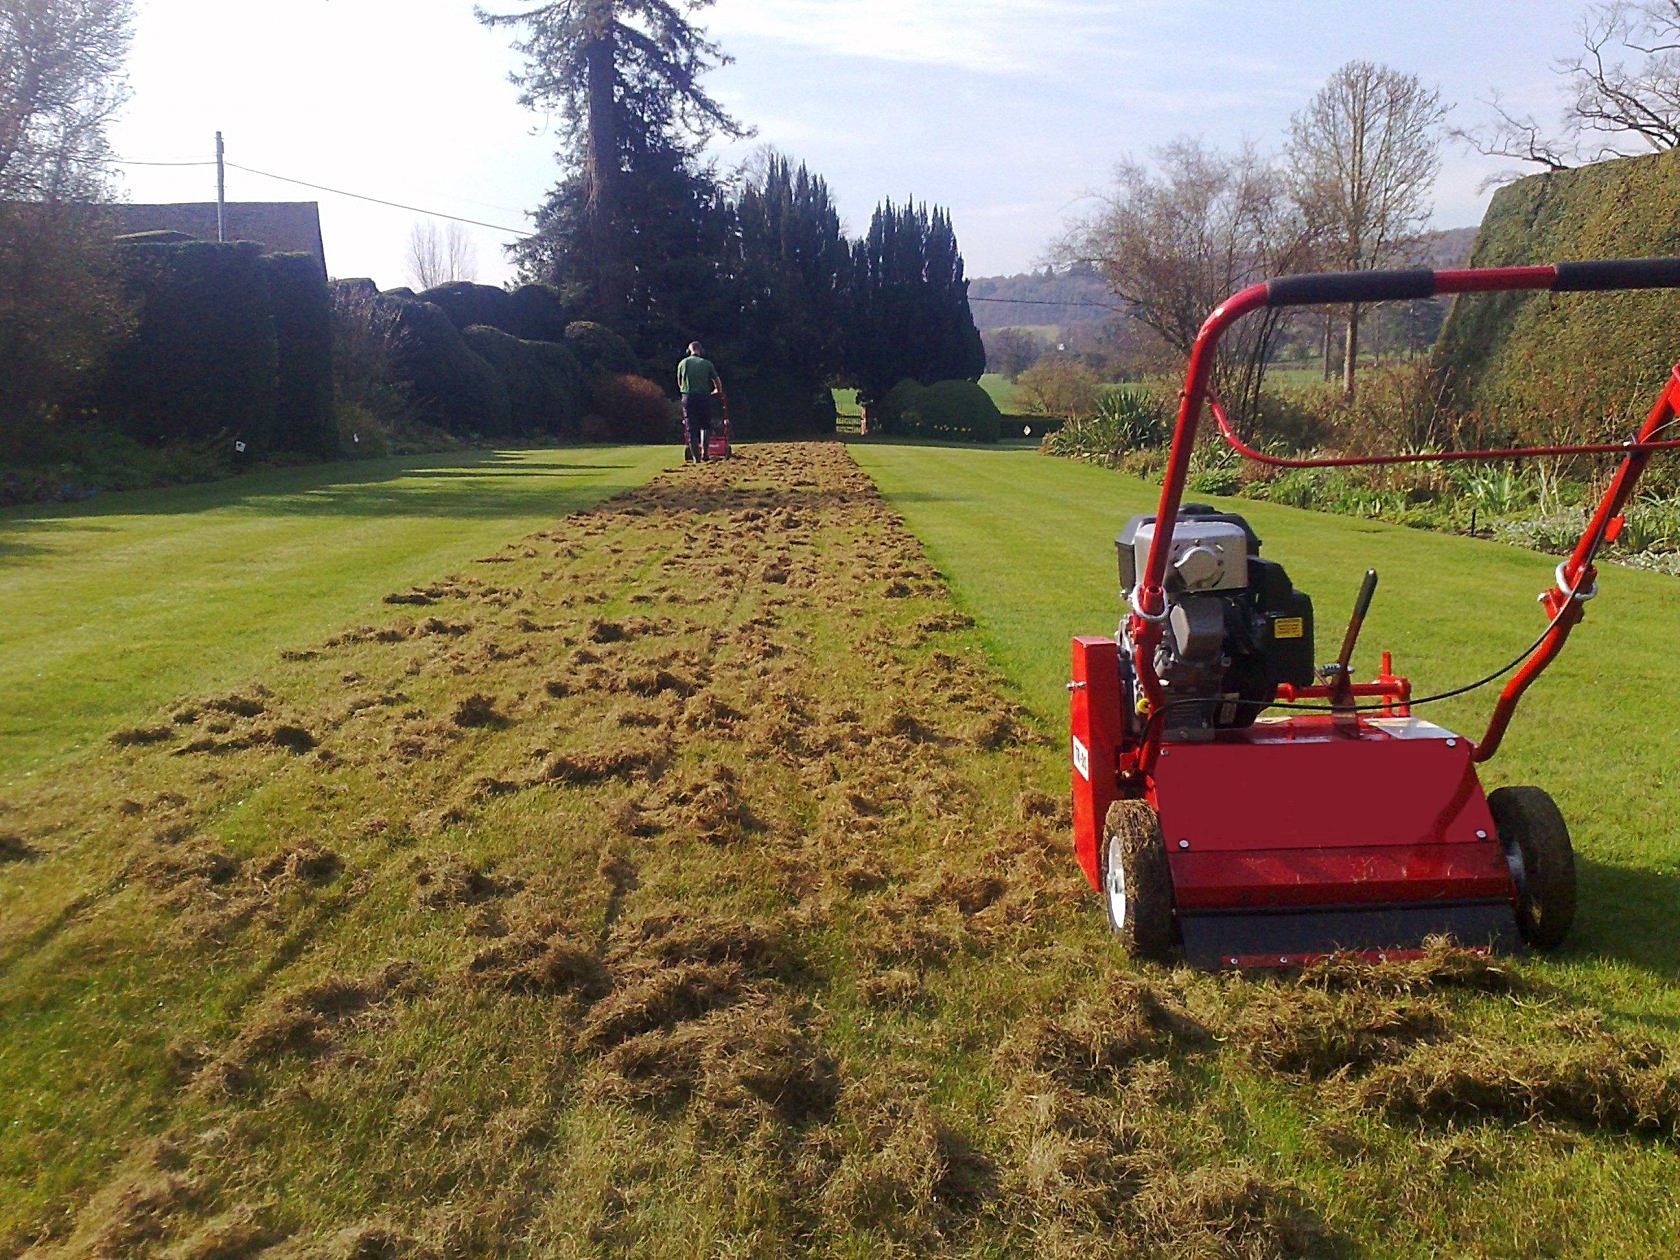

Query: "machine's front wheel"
(1489, 785), (1577, 951)
(1101, 800), (1177, 962)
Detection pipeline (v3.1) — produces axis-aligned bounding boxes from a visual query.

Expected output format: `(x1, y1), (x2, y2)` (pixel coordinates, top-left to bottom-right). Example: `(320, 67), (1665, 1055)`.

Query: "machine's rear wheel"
(1488, 785), (1576, 950)
(1101, 800), (1177, 961)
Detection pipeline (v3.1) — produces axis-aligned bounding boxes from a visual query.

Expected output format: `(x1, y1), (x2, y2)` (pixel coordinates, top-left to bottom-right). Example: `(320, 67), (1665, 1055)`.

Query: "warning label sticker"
(1273, 616), (1305, 640)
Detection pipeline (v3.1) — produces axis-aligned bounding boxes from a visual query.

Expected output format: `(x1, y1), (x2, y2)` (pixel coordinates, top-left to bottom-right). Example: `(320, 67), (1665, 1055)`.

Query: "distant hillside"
(967, 267), (1113, 333)
(968, 228), (1478, 335)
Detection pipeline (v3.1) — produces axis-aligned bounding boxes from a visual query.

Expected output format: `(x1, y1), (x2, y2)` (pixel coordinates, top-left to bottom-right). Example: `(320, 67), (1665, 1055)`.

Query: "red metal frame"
(1070, 259), (1680, 964)
(1128, 262), (1680, 773)
(704, 385), (733, 459)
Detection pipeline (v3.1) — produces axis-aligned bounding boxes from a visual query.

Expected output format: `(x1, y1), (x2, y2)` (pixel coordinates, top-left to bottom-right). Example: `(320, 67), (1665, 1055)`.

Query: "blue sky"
(112, 1), (1593, 288)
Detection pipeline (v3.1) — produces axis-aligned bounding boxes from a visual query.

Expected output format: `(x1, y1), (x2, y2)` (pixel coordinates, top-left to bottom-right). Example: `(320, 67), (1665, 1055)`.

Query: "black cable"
(223, 162), (531, 236)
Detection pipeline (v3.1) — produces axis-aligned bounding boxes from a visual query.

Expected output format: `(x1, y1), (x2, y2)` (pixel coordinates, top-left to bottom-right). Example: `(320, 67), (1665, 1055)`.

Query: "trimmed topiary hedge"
(99, 239), (279, 452)
(875, 378), (1000, 441)
(507, 285), (571, 342)
(565, 321), (637, 375)
(373, 294), (512, 437)
(261, 252), (335, 457)
(417, 282), (516, 335)
(461, 324), (586, 436)
(583, 372), (679, 444)
(1435, 149), (1680, 430)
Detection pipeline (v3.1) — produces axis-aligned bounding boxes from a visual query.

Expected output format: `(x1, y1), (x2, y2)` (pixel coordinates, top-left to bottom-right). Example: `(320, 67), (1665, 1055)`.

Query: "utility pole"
(215, 131), (226, 242)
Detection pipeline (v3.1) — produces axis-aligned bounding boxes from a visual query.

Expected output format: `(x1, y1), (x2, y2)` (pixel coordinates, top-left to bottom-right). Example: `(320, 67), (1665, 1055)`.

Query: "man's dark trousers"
(682, 393), (712, 462)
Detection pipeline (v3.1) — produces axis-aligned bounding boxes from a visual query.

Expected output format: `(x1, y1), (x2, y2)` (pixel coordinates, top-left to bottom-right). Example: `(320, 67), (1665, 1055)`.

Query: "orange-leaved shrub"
(582, 373), (679, 444)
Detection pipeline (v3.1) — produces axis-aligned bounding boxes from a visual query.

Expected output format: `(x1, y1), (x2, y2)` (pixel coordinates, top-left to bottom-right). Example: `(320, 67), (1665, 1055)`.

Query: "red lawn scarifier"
(704, 384), (734, 460)
(1069, 259), (1680, 967)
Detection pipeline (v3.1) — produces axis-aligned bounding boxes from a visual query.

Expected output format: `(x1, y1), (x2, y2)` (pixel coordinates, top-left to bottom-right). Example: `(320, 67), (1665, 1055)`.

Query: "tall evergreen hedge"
(377, 295), (513, 437)
(100, 240), (279, 452)
(1435, 149), (1680, 428)
(262, 252), (335, 457)
(461, 324), (585, 436)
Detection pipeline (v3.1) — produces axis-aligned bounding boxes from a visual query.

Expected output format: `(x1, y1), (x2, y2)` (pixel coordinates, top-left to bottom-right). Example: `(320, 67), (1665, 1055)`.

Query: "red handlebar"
(1124, 259), (1680, 773)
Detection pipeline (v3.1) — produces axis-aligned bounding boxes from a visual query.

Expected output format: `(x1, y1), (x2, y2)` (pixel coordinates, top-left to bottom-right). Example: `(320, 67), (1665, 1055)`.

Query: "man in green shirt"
(676, 341), (722, 462)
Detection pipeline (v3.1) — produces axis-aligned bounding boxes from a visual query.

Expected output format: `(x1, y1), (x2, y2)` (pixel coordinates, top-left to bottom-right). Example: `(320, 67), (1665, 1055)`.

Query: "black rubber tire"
(1487, 785), (1577, 951)
(1100, 800), (1178, 962)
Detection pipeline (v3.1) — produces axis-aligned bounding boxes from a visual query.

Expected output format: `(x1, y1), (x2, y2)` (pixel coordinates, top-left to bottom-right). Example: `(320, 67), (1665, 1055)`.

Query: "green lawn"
(978, 372), (1022, 412)
(851, 440), (1680, 982)
(0, 447), (672, 783)
(852, 438), (1680, 1251)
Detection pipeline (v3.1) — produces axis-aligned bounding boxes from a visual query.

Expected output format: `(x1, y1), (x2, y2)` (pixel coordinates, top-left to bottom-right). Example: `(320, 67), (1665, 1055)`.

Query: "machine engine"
(1116, 505), (1315, 734)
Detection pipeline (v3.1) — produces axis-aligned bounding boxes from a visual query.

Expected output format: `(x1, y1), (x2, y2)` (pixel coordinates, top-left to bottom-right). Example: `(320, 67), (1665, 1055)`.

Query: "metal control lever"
(1322, 569), (1378, 713)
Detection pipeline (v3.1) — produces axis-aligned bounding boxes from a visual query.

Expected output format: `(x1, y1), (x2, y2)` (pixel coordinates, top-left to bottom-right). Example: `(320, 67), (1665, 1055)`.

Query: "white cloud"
(709, 0), (1136, 75)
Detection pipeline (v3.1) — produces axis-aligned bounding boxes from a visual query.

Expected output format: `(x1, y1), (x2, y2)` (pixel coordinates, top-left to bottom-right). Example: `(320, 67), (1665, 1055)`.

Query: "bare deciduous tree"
(0, 0), (133, 200)
(1287, 61), (1449, 398)
(0, 0), (135, 456)
(1458, 2), (1680, 176)
(1056, 138), (1318, 426)
(406, 220), (479, 290)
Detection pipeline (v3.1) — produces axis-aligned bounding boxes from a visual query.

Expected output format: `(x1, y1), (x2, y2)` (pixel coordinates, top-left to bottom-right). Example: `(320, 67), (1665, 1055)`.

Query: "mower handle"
(1124, 258), (1680, 772)
(1261, 257), (1680, 308)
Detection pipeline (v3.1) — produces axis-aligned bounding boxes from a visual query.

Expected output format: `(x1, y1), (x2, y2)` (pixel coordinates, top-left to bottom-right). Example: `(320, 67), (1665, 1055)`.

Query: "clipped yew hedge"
(461, 324), (585, 436)
(99, 239), (279, 452)
(876, 377), (1000, 442)
(261, 252), (335, 457)
(1435, 149), (1680, 429)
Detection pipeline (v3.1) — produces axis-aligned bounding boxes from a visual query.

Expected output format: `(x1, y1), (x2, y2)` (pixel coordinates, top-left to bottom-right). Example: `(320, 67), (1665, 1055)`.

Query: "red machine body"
(704, 387), (733, 460)
(1071, 257), (1680, 966)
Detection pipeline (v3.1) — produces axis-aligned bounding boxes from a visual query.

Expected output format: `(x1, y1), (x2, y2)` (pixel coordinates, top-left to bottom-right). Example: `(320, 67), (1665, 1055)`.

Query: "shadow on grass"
(1574, 855), (1680, 982)
(0, 448), (658, 538)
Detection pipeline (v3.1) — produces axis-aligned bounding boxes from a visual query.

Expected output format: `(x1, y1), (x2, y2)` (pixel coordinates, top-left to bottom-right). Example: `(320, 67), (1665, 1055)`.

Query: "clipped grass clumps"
(1435, 148), (1680, 428)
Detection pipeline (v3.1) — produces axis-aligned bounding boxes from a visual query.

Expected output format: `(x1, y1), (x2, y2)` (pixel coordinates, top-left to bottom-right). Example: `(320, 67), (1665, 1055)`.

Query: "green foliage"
(367, 291), (513, 437)
(583, 371), (678, 443)
(261, 252), (335, 458)
(418, 282), (516, 334)
(507, 283), (572, 342)
(565, 321), (637, 375)
(1041, 385), (1171, 464)
(1016, 357), (1101, 420)
(849, 200), (985, 399)
(1434, 149), (1680, 432)
(730, 368), (836, 439)
(873, 378), (1000, 442)
(0, 204), (134, 461)
(732, 157), (851, 408)
(98, 239), (279, 453)
(461, 325), (586, 438)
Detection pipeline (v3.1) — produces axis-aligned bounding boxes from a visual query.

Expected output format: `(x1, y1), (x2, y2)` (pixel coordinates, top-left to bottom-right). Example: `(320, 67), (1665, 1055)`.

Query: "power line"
(222, 161), (531, 236)
(969, 293), (1121, 310)
(115, 157), (218, 168)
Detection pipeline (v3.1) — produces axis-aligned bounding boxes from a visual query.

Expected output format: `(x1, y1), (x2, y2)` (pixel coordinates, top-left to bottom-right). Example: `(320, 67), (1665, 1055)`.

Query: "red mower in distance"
(1069, 258), (1680, 968)
(703, 385), (734, 460)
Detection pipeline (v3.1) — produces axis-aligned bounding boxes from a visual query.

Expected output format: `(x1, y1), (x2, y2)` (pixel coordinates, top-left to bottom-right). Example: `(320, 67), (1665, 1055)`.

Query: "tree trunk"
(1342, 302), (1360, 399)
(1321, 312), (1333, 382)
(582, 2), (622, 317)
